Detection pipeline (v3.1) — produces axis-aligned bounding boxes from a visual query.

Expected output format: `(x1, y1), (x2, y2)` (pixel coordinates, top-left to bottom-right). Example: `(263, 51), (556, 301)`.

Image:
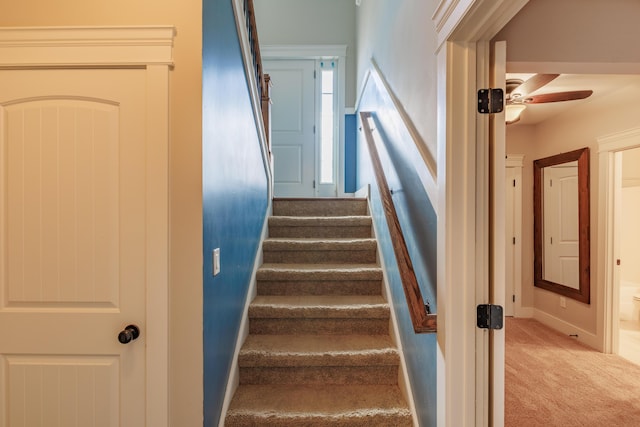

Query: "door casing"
(262, 45), (347, 197)
(431, 1), (529, 425)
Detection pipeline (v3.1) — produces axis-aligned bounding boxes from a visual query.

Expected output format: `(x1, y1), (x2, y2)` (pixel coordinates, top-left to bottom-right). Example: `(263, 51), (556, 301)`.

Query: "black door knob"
(118, 324), (140, 344)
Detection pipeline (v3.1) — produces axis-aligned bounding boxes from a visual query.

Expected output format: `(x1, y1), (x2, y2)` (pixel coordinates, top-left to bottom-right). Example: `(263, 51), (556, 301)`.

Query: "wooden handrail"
(243, 0), (271, 149)
(360, 112), (437, 333)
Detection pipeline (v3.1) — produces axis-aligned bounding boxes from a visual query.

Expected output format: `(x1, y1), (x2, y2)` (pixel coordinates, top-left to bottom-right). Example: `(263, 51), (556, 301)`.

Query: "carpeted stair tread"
(257, 263), (382, 280)
(249, 295), (389, 319)
(264, 237), (376, 246)
(239, 334), (399, 367)
(272, 198), (369, 217)
(225, 384), (412, 426)
(269, 215), (372, 226)
(263, 238), (377, 264)
(268, 215), (372, 238)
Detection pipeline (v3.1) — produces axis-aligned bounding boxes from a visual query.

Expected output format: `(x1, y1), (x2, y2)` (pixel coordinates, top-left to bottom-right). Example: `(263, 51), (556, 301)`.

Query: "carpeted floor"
(506, 317), (640, 426)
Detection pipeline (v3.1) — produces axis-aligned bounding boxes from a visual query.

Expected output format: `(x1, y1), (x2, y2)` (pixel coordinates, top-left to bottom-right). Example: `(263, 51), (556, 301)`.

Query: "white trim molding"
(432, 0), (528, 50)
(0, 26), (175, 67)
(597, 127), (640, 354)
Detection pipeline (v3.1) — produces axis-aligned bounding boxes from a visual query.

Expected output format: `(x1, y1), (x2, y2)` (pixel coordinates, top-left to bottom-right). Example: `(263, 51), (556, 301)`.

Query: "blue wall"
(356, 75), (437, 426)
(345, 113), (357, 193)
(202, 0), (270, 424)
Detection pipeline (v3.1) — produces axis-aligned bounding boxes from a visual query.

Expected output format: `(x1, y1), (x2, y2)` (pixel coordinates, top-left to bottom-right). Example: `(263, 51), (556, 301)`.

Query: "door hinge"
(314, 70), (316, 79)
(477, 88), (504, 114)
(513, 237), (516, 245)
(477, 304), (504, 330)
(313, 180), (316, 189)
(313, 125), (316, 134)
(512, 295), (516, 303)
(513, 179), (516, 187)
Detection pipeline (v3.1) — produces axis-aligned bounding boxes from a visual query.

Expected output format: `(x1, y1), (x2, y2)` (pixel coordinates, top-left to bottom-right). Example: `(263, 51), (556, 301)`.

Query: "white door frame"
(261, 45), (347, 197)
(598, 127), (640, 354)
(0, 26), (173, 427)
(432, 1), (529, 425)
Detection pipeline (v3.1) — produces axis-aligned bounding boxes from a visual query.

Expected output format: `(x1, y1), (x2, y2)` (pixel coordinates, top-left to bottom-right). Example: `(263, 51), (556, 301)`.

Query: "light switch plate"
(213, 248), (221, 276)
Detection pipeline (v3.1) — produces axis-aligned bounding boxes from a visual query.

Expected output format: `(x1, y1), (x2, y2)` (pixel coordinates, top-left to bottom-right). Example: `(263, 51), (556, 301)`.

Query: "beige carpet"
(506, 318), (640, 426)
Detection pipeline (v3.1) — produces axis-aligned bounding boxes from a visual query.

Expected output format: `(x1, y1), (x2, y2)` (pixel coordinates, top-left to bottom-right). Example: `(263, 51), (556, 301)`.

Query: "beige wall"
(495, 0), (640, 70)
(1, 1), (203, 425)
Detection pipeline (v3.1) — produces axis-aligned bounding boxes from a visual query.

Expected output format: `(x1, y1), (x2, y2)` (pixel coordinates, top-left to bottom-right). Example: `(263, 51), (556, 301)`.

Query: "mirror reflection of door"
(542, 162), (579, 289)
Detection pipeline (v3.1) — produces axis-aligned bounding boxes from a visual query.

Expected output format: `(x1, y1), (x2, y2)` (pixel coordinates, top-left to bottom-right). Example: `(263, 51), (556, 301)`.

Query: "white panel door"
(0, 68), (148, 427)
(264, 60), (316, 198)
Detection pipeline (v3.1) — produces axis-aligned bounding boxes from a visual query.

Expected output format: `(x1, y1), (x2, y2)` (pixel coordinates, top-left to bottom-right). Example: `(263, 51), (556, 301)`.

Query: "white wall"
(254, 0), (357, 107)
(356, 0), (439, 159)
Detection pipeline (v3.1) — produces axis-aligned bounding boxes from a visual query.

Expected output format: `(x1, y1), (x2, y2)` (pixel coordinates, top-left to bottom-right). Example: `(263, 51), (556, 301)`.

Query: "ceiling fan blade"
(513, 73), (560, 96)
(524, 90), (593, 104)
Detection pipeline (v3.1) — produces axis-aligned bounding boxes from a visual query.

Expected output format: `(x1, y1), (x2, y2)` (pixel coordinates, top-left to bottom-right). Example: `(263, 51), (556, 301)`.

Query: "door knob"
(118, 324), (140, 344)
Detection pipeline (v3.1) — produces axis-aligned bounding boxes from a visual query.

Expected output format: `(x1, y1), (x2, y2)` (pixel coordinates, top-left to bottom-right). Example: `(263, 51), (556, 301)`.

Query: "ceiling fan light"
(506, 104), (526, 124)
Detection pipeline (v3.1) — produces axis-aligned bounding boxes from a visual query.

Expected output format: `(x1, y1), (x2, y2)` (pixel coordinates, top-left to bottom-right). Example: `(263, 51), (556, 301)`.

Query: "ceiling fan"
(505, 74), (593, 124)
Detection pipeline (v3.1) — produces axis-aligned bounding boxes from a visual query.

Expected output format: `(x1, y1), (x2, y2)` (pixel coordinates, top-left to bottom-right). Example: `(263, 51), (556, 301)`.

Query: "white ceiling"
(505, 73), (640, 126)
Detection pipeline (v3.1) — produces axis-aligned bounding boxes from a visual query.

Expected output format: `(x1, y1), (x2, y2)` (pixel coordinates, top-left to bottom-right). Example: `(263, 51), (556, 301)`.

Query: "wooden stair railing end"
(360, 111), (437, 334)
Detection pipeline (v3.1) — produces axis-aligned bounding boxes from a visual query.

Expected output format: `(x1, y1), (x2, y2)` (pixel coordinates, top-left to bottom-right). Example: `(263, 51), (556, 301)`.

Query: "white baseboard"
(533, 309), (600, 350)
(514, 306), (534, 318)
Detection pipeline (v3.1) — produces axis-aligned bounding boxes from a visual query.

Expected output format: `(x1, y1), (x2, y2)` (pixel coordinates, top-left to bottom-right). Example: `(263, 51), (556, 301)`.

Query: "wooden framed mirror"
(534, 147), (590, 304)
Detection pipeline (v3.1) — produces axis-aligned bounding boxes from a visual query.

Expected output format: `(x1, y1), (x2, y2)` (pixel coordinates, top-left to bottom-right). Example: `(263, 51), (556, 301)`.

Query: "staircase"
(225, 198), (413, 426)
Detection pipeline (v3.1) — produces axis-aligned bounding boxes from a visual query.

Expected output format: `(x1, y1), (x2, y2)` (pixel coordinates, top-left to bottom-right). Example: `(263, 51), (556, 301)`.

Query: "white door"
(264, 59), (316, 197)
(505, 167), (516, 316)
(0, 68), (149, 426)
(543, 163), (580, 288)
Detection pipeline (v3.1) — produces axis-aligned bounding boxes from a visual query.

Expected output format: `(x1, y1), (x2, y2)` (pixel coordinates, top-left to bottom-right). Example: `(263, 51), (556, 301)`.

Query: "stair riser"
(269, 226), (372, 238)
(239, 366), (399, 385)
(273, 199), (368, 217)
(263, 250), (376, 264)
(225, 414), (412, 427)
(257, 280), (382, 296)
(249, 318), (390, 335)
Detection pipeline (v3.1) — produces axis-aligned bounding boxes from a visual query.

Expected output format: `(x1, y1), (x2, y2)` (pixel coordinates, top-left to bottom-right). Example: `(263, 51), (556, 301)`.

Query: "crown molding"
(0, 26), (175, 67)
